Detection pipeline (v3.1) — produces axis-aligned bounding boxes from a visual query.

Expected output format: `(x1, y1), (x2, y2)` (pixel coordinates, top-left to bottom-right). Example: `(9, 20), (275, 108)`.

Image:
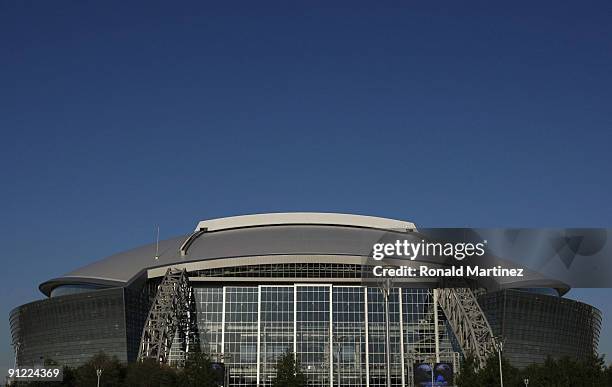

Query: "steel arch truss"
(438, 288), (496, 368)
(138, 268), (198, 365)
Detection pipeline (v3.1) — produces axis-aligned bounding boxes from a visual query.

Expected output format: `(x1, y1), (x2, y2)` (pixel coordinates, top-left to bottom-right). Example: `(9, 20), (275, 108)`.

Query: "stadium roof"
(38, 213), (569, 296)
(39, 213), (412, 294)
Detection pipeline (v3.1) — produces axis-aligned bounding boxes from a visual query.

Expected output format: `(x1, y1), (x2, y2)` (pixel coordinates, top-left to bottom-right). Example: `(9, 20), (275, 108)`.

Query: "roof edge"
(194, 212), (416, 232)
(39, 277), (126, 297)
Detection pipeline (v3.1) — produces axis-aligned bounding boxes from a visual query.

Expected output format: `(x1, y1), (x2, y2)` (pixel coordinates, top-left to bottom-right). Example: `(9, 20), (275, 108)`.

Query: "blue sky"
(1, 0), (611, 375)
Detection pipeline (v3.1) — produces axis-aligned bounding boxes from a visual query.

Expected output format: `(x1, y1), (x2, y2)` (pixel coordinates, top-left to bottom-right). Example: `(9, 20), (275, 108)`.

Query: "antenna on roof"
(155, 225), (160, 260)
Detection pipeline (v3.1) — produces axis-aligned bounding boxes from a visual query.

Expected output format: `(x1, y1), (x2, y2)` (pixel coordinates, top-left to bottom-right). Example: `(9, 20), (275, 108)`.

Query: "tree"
(520, 355), (607, 387)
(177, 352), (217, 387)
(59, 366), (77, 387)
(454, 353), (479, 387)
(604, 363), (612, 386)
(476, 354), (521, 387)
(126, 359), (177, 387)
(75, 352), (125, 387)
(456, 353), (609, 387)
(272, 350), (306, 387)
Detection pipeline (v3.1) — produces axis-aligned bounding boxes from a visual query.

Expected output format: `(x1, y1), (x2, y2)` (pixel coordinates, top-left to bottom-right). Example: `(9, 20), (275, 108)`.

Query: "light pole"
(96, 368), (103, 387)
(493, 338), (504, 387)
(220, 353), (232, 387)
(523, 378), (529, 387)
(431, 360), (435, 387)
(336, 338), (341, 387)
(379, 277), (393, 387)
(333, 327), (346, 387)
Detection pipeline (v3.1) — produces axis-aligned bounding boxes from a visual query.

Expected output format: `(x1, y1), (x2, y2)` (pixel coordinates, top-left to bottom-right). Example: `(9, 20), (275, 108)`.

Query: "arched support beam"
(137, 268), (198, 365)
(437, 287), (496, 369)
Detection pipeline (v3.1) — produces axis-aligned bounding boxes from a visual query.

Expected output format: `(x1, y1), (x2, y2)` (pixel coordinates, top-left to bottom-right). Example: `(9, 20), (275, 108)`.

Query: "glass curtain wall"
(224, 287), (259, 386)
(332, 286), (367, 386)
(259, 286), (294, 386)
(367, 288), (403, 386)
(172, 285), (451, 387)
(296, 285), (332, 386)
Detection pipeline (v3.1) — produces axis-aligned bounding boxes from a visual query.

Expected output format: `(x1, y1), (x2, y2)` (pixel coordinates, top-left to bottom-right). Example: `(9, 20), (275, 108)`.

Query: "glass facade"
(196, 287), (224, 356)
(193, 263), (367, 279)
(260, 286), (294, 385)
(10, 267), (601, 387)
(169, 284), (457, 387)
(366, 288), (402, 386)
(225, 287), (259, 385)
(332, 286), (367, 386)
(10, 288), (128, 368)
(479, 289), (602, 369)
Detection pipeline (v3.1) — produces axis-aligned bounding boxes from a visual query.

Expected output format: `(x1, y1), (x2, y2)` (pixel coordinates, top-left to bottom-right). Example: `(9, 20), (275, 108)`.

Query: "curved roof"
(39, 213), (570, 296)
(40, 213), (414, 295)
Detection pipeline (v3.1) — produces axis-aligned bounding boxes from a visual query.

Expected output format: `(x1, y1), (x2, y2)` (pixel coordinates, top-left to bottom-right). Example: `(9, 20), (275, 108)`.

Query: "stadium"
(9, 213), (602, 386)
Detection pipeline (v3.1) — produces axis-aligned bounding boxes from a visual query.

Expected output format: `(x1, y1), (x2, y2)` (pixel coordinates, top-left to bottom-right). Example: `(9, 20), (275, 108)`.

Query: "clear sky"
(1, 0), (611, 377)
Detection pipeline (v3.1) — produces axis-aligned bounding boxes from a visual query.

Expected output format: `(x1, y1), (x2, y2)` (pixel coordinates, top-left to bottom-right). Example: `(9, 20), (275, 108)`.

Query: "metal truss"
(138, 268), (199, 365)
(437, 288), (496, 369)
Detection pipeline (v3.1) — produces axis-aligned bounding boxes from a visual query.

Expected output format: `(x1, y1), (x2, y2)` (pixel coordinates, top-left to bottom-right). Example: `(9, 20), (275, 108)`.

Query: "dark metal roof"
(39, 224), (400, 295)
(38, 213), (571, 296)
